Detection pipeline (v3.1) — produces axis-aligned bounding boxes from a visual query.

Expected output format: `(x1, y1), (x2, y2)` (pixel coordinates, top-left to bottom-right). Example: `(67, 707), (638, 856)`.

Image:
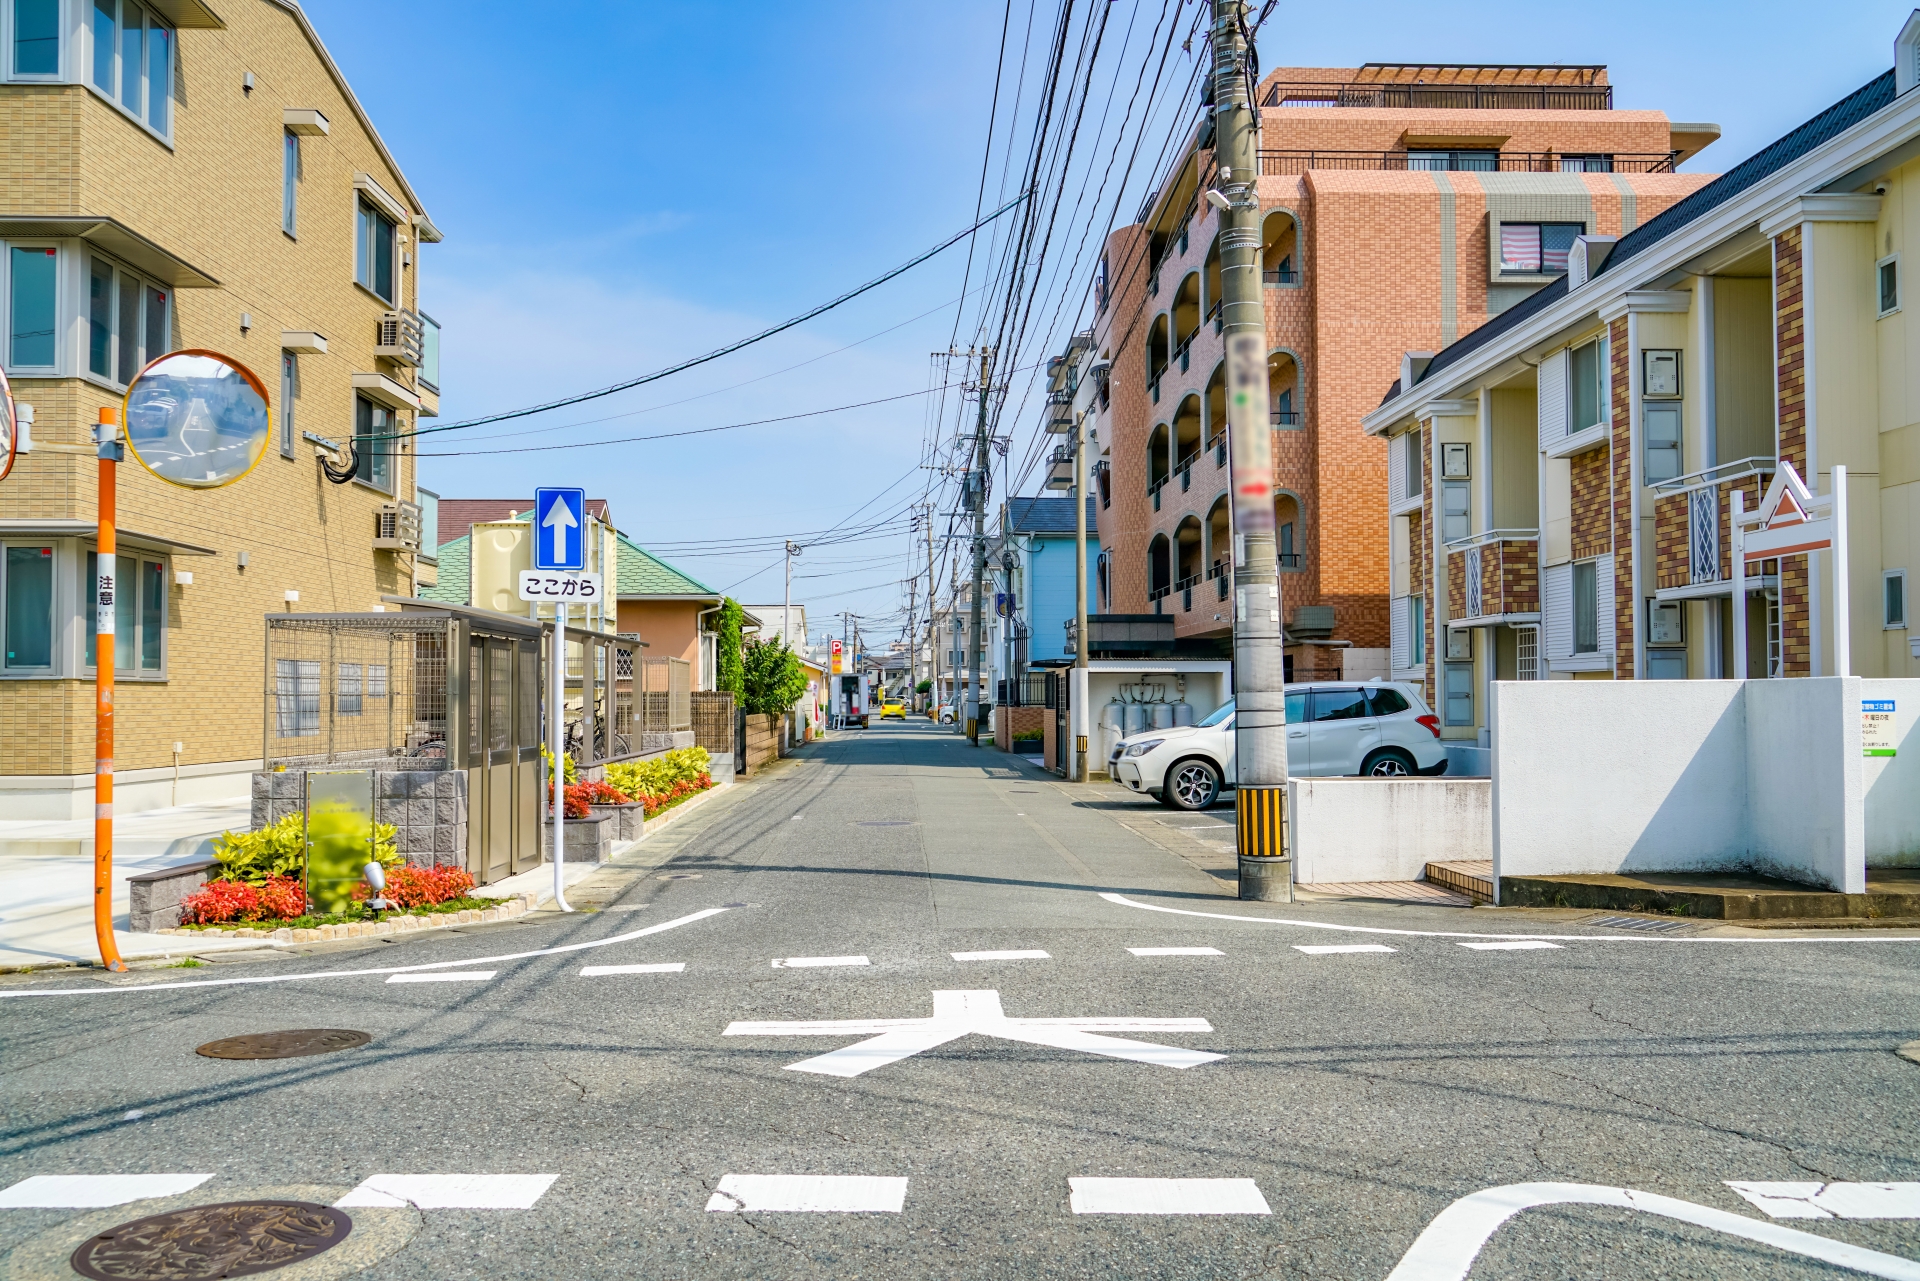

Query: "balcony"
(1263, 79), (1612, 111)
(1651, 457), (1777, 595)
(1044, 445), (1075, 492)
(1272, 410), (1301, 428)
(1257, 150), (1675, 176)
(1262, 269), (1299, 286)
(1445, 531), (1540, 624)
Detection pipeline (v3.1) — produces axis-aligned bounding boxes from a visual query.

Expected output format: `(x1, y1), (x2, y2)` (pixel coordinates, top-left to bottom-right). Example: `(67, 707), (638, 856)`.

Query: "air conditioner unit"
(373, 500), (422, 551)
(374, 310), (424, 366)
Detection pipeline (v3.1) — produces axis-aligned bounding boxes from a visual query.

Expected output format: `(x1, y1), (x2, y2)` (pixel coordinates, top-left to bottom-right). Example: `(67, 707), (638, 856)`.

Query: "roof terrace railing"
(1258, 150), (1676, 176)
(1264, 82), (1612, 111)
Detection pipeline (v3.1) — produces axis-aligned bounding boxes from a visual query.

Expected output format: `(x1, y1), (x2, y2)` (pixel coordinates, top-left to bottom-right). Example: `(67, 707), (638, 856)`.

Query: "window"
(1569, 337), (1606, 431)
(279, 351), (296, 458)
(13, 0), (58, 74)
(1557, 154), (1613, 172)
(4, 544), (54, 669)
(354, 395), (394, 492)
(1442, 481), (1469, 543)
(83, 255), (168, 385)
(1409, 595), (1425, 666)
(1500, 222), (1583, 275)
(1573, 560), (1599, 654)
(1887, 570), (1908, 629)
(1278, 520), (1295, 565)
(1643, 403), (1682, 483)
(89, 0), (172, 134)
(419, 311), (441, 392)
(1880, 255), (1900, 317)
(1367, 687), (1410, 716)
(1283, 690), (1307, 723)
(1409, 150), (1496, 171)
(338, 663), (362, 716)
(1444, 663), (1474, 725)
(1403, 429), (1422, 499)
(275, 658), (320, 737)
(84, 551), (165, 671)
(1309, 687), (1370, 722)
(9, 245), (57, 367)
(417, 486), (440, 557)
(356, 199), (396, 302)
(283, 132), (299, 236)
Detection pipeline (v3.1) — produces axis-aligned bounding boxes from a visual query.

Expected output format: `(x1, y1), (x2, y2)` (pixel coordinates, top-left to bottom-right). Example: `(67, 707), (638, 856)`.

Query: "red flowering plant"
(180, 875), (310, 925)
(352, 863), (475, 910)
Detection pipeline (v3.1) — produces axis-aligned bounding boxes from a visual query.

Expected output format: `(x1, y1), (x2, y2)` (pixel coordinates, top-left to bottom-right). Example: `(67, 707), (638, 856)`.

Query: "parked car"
(1107, 682), (1446, 810)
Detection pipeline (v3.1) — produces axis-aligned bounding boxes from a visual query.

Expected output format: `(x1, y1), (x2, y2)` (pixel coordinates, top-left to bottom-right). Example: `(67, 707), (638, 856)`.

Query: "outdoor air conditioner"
(374, 309), (424, 366)
(373, 500), (422, 551)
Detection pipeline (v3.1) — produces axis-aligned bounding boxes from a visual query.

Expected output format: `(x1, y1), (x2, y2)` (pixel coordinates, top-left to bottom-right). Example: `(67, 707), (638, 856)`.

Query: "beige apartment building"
(1364, 21), (1920, 768)
(0, 0), (440, 817)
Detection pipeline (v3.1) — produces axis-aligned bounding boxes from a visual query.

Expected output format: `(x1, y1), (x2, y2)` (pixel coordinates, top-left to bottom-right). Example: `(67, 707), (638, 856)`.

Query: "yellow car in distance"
(880, 701), (907, 720)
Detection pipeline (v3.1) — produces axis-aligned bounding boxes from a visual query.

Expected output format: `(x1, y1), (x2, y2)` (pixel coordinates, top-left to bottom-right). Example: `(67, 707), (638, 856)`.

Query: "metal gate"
(464, 632), (541, 885)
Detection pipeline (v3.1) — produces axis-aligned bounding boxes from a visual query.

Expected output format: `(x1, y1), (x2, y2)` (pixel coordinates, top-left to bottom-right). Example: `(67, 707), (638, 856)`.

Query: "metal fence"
(639, 656), (693, 735)
(690, 691), (735, 755)
(263, 614), (457, 768)
(565, 630), (652, 766)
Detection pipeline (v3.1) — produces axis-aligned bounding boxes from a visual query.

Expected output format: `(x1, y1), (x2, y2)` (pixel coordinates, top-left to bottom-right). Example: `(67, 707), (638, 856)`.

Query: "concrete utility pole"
(783, 540), (801, 651)
(966, 347), (993, 746)
(1212, 0), (1291, 901)
(1073, 400), (1090, 782)
(922, 503), (935, 711)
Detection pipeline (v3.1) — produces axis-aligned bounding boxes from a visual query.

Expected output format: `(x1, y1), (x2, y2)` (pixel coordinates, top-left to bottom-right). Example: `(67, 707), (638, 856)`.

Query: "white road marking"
(1457, 941), (1561, 952)
(792, 815), (803, 820)
(725, 989), (1221, 1077)
(1384, 1182), (1920, 1281)
(773, 956), (869, 969)
(386, 970), (496, 983)
(1294, 944), (1397, 955)
(1068, 1178), (1270, 1215)
(0, 1174), (213, 1208)
(1100, 891), (1920, 945)
(0, 907), (734, 999)
(1128, 947), (1225, 957)
(705, 1175), (907, 1213)
(951, 950), (1050, 961)
(580, 963), (685, 976)
(335, 1173), (558, 1209)
(1729, 1182), (1920, 1220)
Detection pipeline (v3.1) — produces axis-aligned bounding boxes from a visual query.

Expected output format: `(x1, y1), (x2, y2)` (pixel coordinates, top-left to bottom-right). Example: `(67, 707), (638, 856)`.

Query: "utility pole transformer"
(1213, 0), (1291, 900)
(966, 347), (993, 745)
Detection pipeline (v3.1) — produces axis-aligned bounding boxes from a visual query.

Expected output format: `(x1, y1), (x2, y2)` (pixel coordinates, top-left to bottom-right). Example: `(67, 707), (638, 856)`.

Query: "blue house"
(993, 496), (1100, 693)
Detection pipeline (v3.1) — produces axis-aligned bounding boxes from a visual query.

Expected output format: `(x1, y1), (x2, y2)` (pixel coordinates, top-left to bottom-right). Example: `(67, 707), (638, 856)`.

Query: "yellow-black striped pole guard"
(1236, 785), (1288, 859)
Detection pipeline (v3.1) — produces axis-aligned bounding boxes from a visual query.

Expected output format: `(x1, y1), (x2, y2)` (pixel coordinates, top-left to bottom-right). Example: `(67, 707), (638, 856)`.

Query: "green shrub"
(210, 813), (399, 887)
(743, 637), (807, 715)
(605, 747), (712, 800)
(715, 599), (745, 698)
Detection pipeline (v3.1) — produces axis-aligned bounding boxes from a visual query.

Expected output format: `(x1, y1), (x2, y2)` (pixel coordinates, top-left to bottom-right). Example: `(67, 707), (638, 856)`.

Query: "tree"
(714, 598), (745, 699)
(742, 637), (808, 716)
(916, 679), (932, 694)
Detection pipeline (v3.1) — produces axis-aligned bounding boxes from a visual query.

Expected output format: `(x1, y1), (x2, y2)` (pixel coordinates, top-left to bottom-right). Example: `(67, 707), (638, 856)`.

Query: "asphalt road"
(3, 720), (1919, 1280)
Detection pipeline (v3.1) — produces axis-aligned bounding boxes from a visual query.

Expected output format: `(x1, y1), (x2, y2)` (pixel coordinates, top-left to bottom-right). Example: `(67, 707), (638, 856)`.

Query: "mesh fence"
(264, 615), (455, 768)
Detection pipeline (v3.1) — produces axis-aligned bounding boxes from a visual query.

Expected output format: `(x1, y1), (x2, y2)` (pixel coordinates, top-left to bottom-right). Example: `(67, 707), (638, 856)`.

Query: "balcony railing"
(1258, 149), (1675, 176)
(1263, 269), (1299, 285)
(1263, 81), (1612, 111)
(1653, 459), (1777, 591)
(1148, 583), (1172, 602)
(1446, 531), (1539, 621)
(1272, 410), (1301, 427)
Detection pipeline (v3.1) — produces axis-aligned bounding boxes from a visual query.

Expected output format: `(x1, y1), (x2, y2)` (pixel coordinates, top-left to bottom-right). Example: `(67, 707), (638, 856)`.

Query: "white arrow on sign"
(723, 989), (1222, 1077)
(542, 494), (578, 565)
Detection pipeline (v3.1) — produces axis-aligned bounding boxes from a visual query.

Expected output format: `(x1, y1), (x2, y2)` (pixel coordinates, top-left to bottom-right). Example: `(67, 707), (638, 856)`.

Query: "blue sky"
(306, 0), (1914, 648)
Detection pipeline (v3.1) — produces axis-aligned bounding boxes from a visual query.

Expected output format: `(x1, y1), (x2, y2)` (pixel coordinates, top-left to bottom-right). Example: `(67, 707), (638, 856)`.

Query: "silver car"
(1107, 682), (1448, 810)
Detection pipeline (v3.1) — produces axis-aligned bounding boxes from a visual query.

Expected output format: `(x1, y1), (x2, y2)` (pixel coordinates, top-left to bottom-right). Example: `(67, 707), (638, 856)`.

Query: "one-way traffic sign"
(533, 487), (586, 571)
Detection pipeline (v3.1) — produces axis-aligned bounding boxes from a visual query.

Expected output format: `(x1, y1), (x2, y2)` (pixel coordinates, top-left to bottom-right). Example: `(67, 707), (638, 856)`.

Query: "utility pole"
(1073, 400), (1089, 782)
(922, 504), (935, 712)
(966, 347), (993, 745)
(1213, 0), (1291, 901)
(783, 540), (800, 651)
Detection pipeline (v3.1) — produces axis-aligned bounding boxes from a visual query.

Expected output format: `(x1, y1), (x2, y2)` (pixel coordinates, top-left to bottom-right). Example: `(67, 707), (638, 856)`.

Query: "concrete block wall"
(1291, 777), (1490, 884)
(252, 767), (468, 868)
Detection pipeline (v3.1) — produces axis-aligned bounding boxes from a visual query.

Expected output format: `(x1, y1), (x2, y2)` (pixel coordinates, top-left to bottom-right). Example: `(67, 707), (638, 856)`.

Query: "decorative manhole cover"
(70, 1200), (351, 1280)
(195, 1030), (371, 1061)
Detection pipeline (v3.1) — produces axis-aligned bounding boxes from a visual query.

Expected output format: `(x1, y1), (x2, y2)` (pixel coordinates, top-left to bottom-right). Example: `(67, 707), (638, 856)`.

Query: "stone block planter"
(588, 802), (643, 841)
(540, 812), (612, 864)
(128, 858), (218, 932)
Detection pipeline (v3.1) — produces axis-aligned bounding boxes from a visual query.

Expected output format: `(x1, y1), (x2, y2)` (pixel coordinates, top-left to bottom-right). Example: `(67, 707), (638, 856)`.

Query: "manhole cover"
(1587, 915), (1694, 934)
(656, 872), (703, 880)
(71, 1200), (351, 1280)
(195, 1030), (371, 1061)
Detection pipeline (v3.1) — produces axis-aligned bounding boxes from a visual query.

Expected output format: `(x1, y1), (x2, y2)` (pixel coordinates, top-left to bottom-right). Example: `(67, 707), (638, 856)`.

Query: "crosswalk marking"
(580, 963), (685, 976)
(1128, 947), (1224, 957)
(705, 1175), (907, 1213)
(386, 971), (497, 983)
(951, 950), (1050, 961)
(1294, 944), (1396, 956)
(0, 1174), (213, 1208)
(1728, 1181), (1920, 1220)
(773, 956), (869, 968)
(1457, 941), (1563, 951)
(335, 1174), (558, 1209)
(1068, 1178), (1271, 1216)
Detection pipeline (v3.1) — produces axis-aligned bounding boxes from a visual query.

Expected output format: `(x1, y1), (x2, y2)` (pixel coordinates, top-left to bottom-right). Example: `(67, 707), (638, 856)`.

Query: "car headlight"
(1123, 738), (1165, 757)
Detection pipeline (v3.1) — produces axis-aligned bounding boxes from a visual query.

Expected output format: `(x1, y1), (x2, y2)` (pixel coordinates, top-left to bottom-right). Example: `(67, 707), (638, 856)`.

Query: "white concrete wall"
(1744, 679), (1862, 893)
(1864, 679), (1920, 866)
(1291, 778), (1490, 884)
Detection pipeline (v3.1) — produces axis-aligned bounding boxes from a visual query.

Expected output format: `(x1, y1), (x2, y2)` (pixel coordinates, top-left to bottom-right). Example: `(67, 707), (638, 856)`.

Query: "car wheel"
(1163, 758), (1222, 810)
(1361, 748), (1416, 777)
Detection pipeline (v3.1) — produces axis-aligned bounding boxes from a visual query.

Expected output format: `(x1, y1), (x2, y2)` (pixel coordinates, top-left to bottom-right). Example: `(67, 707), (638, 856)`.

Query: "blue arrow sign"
(532, 487), (586, 571)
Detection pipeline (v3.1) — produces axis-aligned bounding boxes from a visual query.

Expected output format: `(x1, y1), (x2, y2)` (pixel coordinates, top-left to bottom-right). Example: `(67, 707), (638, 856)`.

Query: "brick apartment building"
(0, 0), (440, 816)
(1086, 62), (1718, 685)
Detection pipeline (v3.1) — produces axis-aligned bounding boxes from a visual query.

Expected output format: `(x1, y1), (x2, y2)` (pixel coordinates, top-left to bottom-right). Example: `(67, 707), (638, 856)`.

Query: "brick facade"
(1772, 227), (1812, 676)
(1608, 317), (1636, 678)
(1569, 446), (1612, 561)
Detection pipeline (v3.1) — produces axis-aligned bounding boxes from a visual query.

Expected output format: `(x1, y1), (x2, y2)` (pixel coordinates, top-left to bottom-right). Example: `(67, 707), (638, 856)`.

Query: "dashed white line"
(1068, 1178), (1271, 1216)
(773, 956), (869, 969)
(951, 950), (1050, 961)
(1457, 941), (1562, 952)
(0, 1174), (213, 1208)
(1128, 947), (1225, 957)
(335, 1173), (558, 1209)
(580, 963), (685, 977)
(705, 1174), (907, 1213)
(1294, 944), (1397, 956)
(386, 970), (496, 984)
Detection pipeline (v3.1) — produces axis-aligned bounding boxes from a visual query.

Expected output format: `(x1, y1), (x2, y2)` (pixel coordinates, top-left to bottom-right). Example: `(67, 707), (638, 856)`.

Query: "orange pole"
(95, 405), (125, 972)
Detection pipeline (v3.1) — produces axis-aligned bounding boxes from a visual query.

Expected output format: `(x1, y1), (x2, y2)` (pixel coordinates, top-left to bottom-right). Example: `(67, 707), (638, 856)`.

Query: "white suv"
(1107, 682), (1447, 810)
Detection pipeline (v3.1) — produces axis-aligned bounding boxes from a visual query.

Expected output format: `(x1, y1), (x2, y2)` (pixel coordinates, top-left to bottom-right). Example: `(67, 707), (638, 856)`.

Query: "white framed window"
(1879, 254), (1900, 318)
(10, 0), (60, 77)
(1887, 569), (1908, 629)
(1499, 221), (1583, 275)
(279, 350), (296, 458)
(6, 242), (59, 370)
(1409, 595), (1425, 667)
(83, 550), (167, 675)
(88, 0), (172, 137)
(3, 543), (56, 670)
(85, 253), (169, 387)
(1569, 336), (1607, 432)
(283, 131), (299, 236)
(355, 199), (396, 302)
(1573, 560), (1599, 654)
(354, 394), (394, 493)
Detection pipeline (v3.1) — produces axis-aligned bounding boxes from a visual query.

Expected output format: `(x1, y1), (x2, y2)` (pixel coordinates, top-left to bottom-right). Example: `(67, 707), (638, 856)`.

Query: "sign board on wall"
(1863, 699), (1897, 758)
